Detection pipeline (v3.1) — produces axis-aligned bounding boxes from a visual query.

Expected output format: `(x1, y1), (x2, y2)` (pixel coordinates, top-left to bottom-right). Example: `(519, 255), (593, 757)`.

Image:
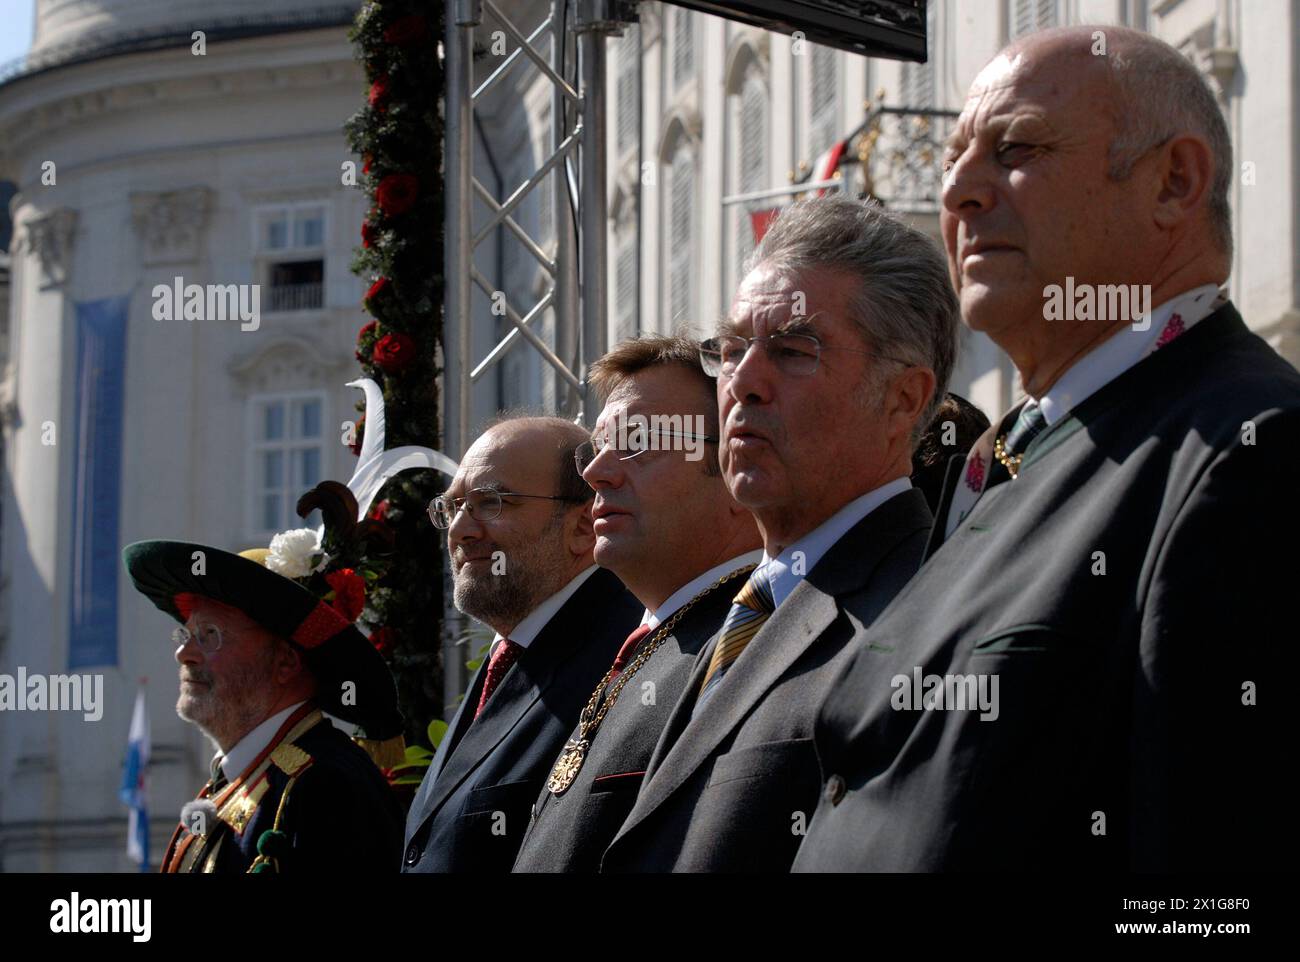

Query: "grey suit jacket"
(793, 302), (1297, 872)
(512, 576), (740, 873)
(402, 567), (641, 872)
(600, 487), (932, 873)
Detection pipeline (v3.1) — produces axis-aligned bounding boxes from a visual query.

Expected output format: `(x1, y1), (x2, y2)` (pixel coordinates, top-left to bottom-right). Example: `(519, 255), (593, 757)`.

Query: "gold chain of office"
(992, 434), (1024, 480)
(545, 562), (758, 796)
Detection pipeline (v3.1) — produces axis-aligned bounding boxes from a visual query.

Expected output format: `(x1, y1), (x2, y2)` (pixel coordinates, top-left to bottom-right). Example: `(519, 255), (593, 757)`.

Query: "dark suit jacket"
(601, 488), (933, 872)
(402, 567), (640, 872)
(793, 302), (1297, 872)
(512, 576), (741, 872)
(163, 709), (404, 874)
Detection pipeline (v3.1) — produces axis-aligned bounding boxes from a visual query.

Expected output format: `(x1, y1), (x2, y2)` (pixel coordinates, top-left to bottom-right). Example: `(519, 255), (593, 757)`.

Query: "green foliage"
(344, 0), (447, 749)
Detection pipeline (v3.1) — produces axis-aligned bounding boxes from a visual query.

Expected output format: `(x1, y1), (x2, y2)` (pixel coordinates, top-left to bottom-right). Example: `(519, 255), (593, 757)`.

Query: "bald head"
(443, 415), (596, 635)
(998, 25), (1232, 258)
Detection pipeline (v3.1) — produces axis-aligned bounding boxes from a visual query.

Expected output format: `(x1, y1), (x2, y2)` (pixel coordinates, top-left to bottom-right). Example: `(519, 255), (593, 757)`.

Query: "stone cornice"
(0, 36), (362, 163)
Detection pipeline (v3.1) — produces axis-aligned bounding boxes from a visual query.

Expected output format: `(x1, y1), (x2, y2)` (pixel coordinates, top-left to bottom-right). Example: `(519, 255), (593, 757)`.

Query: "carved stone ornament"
(130, 187), (214, 266)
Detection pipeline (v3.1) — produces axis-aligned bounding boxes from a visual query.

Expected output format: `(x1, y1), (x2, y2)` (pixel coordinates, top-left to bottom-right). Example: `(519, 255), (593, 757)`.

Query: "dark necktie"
(986, 400), (1048, 489)
(475, 638), (522, 718)
(609, 624), (653, 679)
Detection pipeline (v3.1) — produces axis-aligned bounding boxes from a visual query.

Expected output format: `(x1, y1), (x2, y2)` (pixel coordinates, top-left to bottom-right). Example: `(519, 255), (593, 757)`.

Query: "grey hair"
(743, 196), (959, 446)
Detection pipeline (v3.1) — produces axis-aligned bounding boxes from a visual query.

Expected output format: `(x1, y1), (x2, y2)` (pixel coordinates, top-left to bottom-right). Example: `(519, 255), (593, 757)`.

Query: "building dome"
(28, 0), (358, 69)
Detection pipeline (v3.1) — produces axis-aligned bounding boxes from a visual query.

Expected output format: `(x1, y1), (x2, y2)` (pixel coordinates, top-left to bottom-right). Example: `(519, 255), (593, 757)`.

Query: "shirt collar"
(217, 700), (307, 782)
(1038, 284), (1222, 425)
(492, 565), (599, 649)
(762, 476), (912, 610)
(639, 550), (766, 629)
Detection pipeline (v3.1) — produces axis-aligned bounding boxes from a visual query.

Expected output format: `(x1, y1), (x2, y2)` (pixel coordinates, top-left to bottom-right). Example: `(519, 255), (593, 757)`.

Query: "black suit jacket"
(601, 488), (933, 872)
(512, 573), (742, 872)
(163, 709), (404, 874)
(793, 302), (1297, 872)
(402, 567), (640, 872)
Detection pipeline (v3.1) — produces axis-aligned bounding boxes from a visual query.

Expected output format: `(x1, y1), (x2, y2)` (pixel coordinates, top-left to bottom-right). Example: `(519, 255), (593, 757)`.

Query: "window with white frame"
(671, 8), (695, 92)
(1010, 0), (1059, 39)
(616, 25), (641, 158)
(255, 203), (326, 313)
(730, 64), (769, 293)
(808, 44), (840, 161)
(249, 392), (326, 536)
(666, 143), (696, 327)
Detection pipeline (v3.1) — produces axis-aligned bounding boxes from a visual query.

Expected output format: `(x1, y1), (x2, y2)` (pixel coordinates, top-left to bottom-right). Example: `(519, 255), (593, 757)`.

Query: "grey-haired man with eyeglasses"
(600, 196), (958, 873)
(403, 415), (641, 873)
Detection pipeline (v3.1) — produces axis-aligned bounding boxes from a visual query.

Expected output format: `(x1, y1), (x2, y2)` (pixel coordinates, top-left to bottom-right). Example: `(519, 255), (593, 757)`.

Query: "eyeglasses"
(172, 622), (224, 653)
(574, 431), (718, 472)
(428, 487), (585, 529)
(699, 326), (913, 379)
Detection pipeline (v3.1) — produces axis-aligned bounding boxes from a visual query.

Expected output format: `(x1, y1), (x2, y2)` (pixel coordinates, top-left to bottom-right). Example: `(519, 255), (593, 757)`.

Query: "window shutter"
(669, 147), (694, 323)
(809, 45), (839, 158)
(616, 26), (640, 155)
(673, 9), (694, 90)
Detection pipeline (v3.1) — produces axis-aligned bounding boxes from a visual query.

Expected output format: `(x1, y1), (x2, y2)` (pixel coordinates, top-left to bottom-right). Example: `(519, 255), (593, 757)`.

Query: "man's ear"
(567, 500), (596, 557)
(273, 640), (308, 686)
(888, 365), (936, 445)
(1152, 133), (1214, 234)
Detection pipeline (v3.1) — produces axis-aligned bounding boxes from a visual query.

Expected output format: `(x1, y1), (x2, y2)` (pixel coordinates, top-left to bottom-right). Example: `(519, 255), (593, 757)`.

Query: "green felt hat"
(122, 539), (404, 757)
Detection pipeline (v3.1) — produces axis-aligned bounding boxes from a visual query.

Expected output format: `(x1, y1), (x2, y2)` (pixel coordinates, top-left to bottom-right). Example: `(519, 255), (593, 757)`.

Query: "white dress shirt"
(762, 476), (913, 609)
(492, 564), (599, 649)
(216, 700), (307, 782)
(1037, 284), (1222, 426)
(639, 550), (766, 629)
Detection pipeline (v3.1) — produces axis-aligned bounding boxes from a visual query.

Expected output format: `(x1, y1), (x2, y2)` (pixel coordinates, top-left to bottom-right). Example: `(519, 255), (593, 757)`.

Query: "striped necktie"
(694, 565), (775, 712)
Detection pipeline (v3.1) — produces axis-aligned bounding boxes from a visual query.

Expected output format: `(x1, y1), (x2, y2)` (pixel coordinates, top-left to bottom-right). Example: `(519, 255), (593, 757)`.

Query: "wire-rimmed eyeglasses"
(574, 430), (718, 473)
(172, 622), (224, 653)
(428, 487), (585, 529)
(699, 325), (912, 379)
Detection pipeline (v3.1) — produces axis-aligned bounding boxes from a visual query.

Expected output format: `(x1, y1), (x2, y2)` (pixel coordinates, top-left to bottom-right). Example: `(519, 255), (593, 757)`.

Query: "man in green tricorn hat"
(123, 535), (406, 873)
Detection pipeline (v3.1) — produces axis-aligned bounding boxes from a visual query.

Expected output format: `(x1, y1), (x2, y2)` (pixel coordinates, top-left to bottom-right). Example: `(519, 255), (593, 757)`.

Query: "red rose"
(358, 320), (378, 344)
(383, 15), (427, 46)
(368, 77), (390, 110)
(361, 220), (377, 249)
(325, 568), (366, 622)
(350, 415), (365, 457)
(364, 276), (389, 306)
(369, 626), (396, 655)
(372, 332), (417, 373)
(376, 173), (419, 216)
(362, 155), (373, 174)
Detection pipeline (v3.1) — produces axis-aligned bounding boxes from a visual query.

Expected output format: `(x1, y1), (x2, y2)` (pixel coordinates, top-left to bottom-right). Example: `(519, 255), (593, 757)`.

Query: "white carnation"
(265, 528), (323, 579)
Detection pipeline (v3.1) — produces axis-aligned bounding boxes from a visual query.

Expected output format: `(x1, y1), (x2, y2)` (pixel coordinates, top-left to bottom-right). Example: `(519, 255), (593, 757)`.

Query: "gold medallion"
(547, 739), (590, 795)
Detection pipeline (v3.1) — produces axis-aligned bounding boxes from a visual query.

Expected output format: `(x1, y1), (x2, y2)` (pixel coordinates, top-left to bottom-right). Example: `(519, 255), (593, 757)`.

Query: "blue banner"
(68, 294), (131, 670)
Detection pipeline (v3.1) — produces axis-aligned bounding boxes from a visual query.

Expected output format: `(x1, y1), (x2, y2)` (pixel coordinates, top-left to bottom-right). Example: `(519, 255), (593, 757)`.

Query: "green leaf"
(427, 719), (448, 748)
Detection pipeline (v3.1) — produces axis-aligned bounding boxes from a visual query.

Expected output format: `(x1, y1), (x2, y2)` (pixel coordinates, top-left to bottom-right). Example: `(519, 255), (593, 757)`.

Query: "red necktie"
(609, 625), (653, 679)
(475, 639), (522, 718)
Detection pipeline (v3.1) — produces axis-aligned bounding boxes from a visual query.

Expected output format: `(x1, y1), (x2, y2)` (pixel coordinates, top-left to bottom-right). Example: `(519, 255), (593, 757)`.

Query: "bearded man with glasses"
(403, 415), (640, 873)
(600, 196), (958, 873)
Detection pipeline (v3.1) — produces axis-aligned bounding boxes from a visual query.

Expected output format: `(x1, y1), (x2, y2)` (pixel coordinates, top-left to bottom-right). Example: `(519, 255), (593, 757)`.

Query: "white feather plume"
(342, 378), (459, 521)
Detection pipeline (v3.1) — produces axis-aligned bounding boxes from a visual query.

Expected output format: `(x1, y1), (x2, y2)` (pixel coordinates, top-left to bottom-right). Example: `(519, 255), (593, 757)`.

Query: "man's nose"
(941, 148), (996, 218)
(725, 340), (776, 406)
(581, 442), (625, 490)
(447, 500), (484, 546)
(175, 634), (202, 666)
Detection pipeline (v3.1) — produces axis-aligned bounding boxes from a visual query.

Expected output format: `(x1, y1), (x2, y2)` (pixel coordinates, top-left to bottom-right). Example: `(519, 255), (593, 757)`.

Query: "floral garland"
(340, 0), (446, 762)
